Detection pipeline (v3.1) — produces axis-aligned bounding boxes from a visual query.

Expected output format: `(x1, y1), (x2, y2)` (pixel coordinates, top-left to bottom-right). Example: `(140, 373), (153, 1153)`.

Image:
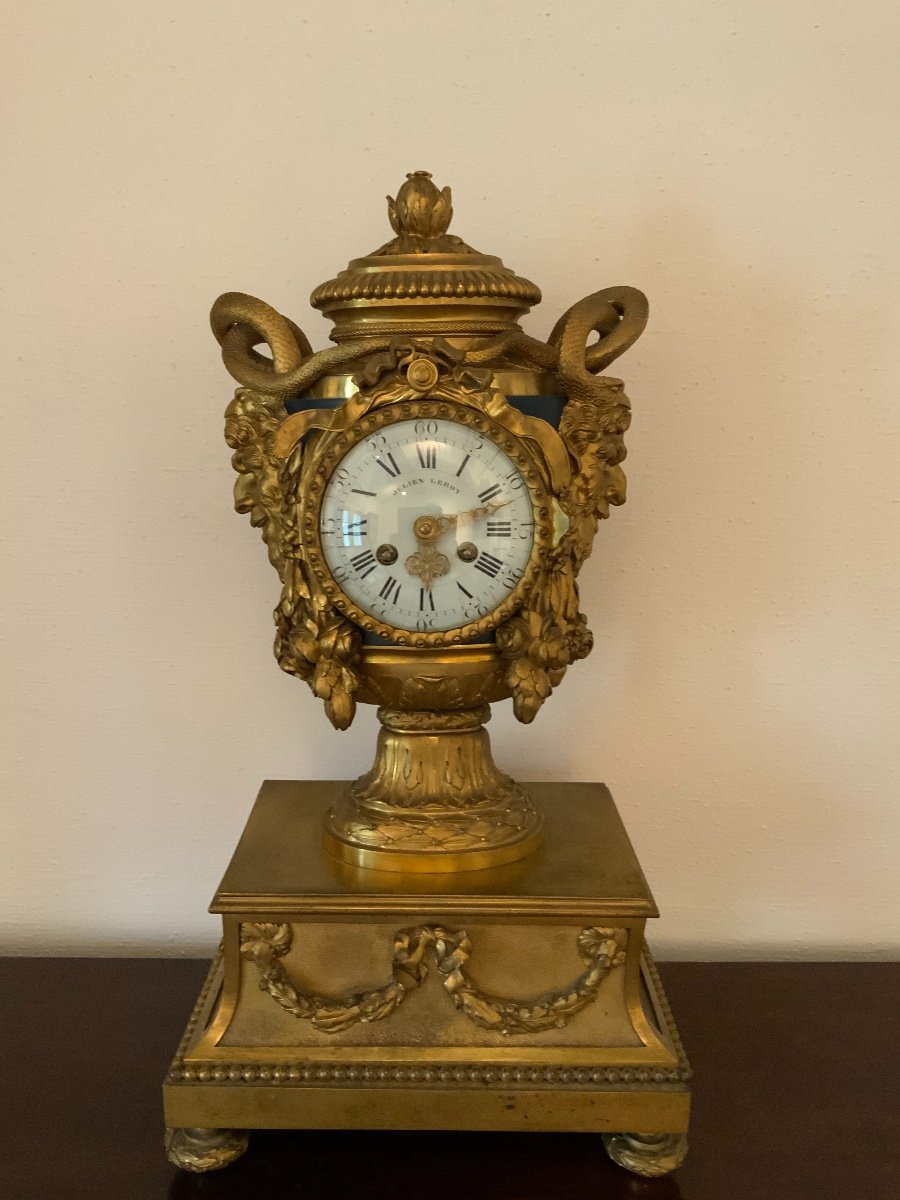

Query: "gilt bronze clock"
(163, 172), (691, 1178)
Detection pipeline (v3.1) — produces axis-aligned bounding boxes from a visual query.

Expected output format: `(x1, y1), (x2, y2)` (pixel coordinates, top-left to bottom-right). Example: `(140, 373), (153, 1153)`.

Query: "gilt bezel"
(300, 398), (553, 647)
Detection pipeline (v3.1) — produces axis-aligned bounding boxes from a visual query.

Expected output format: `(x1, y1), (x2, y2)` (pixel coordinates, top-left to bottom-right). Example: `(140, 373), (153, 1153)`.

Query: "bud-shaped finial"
(387, 171), (453, 243)
(311, 170), (542, 328)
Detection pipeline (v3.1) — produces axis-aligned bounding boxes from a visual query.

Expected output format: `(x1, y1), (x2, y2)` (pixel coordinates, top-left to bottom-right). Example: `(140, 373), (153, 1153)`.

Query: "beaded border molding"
(166, 947), (691, 1089)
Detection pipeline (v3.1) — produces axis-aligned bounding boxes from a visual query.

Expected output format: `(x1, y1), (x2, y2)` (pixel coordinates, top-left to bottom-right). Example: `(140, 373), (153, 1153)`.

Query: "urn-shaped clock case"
(213, 170), (648, 874)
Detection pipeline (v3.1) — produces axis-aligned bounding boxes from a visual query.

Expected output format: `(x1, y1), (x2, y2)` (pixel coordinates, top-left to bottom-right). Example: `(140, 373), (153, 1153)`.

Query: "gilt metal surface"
(323, 707), (544, 872)
(238, 922), (627, 1038)
(210, 780), (657, 919)
(602, 1132), (690, 1178)
(212, 170), (648, 870)
(163, 943), (690, 1131)
(168, 173), (689, 1177)
(165, 783), (689, 1175)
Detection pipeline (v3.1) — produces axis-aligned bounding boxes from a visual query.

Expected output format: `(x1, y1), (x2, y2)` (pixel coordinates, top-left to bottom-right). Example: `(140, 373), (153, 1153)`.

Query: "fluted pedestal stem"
(322, 706), (543, 872)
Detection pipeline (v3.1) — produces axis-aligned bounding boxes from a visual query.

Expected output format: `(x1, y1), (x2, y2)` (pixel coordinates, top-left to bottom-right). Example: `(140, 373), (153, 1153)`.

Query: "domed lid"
(311, 171), (542, 341)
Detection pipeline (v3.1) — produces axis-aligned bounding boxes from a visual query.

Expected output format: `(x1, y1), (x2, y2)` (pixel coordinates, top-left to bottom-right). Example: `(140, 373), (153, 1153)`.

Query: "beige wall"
(2, 2), (898, 957)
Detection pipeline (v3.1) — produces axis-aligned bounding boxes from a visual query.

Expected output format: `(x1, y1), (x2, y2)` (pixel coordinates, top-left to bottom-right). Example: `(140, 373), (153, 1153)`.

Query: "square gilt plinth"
(164, 781), (690, 1175)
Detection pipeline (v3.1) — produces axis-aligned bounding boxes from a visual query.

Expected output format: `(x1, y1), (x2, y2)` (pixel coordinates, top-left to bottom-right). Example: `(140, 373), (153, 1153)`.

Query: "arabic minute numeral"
(464, 601), (490, 619)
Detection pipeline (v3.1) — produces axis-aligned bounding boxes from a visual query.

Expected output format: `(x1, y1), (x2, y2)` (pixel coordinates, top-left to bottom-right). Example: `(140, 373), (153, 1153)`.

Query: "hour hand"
(405, 546), (449, 589)
(416, 500), (510, 540)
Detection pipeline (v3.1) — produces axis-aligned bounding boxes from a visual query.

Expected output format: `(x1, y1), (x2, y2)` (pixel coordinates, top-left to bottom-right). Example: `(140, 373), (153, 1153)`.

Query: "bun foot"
(602, 1131), (688, 1177)
(165, 1126), (249, 1172)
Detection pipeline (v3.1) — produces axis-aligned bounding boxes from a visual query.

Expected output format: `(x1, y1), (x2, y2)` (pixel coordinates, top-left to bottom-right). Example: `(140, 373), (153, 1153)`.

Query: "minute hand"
(433, 498), (510, 535)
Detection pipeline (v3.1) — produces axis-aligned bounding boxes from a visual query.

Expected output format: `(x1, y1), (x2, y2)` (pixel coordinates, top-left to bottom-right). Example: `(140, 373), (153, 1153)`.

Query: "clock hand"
(404, 514), (446, 590)
(434, 496), (511, 535)
(406, 500), (509, 589)
(414, 499), (510, 542)
(404, 545), (450, 589)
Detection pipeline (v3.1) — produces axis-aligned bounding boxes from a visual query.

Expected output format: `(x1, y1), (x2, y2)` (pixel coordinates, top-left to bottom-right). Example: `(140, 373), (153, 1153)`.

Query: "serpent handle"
(463, 286), (647, 388)
(211, 291), (390, 395)
(549, 285), (649, 383)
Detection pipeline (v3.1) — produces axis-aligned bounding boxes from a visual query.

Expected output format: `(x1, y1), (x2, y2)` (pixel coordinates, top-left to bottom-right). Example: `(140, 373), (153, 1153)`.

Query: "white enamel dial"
(318, 417), (535, 633)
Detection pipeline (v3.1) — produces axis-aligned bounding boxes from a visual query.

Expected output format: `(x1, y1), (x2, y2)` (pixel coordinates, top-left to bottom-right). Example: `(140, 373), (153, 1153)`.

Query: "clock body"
(214, 169), (647, 869)
(177, 180), (686, 1179)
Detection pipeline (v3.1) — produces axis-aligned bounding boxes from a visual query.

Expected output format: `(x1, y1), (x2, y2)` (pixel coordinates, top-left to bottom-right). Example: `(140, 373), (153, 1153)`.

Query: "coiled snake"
(210, 286), (648, 400)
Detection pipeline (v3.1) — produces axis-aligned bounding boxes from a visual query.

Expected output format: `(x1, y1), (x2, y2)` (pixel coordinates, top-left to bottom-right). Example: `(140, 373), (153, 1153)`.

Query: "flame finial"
(386, 171), (454, 251)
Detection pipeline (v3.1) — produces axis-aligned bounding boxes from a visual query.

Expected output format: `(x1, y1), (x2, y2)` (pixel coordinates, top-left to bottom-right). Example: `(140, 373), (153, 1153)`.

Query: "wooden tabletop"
(1, 958), (896, 1199)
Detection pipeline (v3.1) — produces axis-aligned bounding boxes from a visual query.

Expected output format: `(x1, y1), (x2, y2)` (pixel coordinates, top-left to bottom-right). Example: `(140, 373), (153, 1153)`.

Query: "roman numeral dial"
(378, 576), (402, 605)
(375, 452), (401, 478)
(349, 549), (377, 578)
(474, 551), (504, 578)
(416, 443), (437, 469)
(317, 415), (536, 634)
